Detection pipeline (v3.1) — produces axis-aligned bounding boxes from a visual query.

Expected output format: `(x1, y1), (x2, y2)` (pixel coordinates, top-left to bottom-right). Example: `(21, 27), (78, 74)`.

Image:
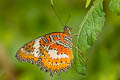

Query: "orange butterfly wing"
(16, 27), (73, 76)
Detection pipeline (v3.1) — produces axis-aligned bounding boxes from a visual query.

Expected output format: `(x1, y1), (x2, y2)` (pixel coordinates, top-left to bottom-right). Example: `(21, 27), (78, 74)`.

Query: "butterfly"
(16, 26), (74, 76)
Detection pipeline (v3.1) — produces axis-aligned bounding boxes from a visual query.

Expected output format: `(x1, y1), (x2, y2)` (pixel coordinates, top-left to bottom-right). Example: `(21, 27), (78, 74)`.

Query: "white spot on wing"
(48, 49), (69, 59)
(32, 38), (41, 57)
(21, 48), (25, 53)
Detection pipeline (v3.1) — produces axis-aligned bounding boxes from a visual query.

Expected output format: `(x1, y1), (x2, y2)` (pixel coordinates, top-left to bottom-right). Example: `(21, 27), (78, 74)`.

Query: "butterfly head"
(64, 26), (72, 36)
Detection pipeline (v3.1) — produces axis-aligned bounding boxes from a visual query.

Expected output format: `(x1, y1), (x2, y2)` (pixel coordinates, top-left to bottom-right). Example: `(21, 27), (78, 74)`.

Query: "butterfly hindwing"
(41, 35), (73, 75)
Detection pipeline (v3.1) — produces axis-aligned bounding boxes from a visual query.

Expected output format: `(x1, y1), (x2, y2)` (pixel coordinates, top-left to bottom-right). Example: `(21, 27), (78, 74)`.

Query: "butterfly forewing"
(16, 37), (41, 64)
(16, 28), (73, 76)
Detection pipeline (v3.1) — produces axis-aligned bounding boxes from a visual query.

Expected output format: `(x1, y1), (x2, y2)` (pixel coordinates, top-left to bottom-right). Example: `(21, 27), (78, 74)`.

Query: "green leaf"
(85, 0), (91, 8)
(109, 0), (120, 15)
(74, 0), (105, 75)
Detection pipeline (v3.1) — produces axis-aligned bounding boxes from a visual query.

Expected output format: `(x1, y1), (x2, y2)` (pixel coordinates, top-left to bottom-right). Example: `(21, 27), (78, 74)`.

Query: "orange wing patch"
(39, 49), (73, 75)
(16, 49), (39, 63)
(24, 41), (35, 52)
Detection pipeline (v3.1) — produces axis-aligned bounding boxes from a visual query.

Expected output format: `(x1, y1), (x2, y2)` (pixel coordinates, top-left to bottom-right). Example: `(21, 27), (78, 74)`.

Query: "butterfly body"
(16, 26), (73, 76)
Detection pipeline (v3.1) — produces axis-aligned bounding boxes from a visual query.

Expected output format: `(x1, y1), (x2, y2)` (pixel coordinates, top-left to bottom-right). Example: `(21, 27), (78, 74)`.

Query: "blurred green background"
(0, 0), (120, 80)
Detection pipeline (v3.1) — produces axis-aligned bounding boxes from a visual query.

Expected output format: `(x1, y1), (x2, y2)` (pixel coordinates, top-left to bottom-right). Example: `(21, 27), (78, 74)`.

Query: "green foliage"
(85, 0), (91, 8)
(0, 0), (120, 80)
(75, 0), (105, 75)
(109, 0), (120, 15)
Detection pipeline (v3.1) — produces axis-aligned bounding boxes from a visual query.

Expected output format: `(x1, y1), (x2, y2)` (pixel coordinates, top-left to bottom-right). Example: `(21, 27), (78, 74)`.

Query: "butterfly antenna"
(50, 1), (64, 27)
(65, 14), (71, 26)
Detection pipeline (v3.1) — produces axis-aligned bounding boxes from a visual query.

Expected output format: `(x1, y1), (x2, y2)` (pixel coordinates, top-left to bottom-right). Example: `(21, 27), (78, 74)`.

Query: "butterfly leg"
(72, 33), (88, 38)
(72, 44), (87, 65)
